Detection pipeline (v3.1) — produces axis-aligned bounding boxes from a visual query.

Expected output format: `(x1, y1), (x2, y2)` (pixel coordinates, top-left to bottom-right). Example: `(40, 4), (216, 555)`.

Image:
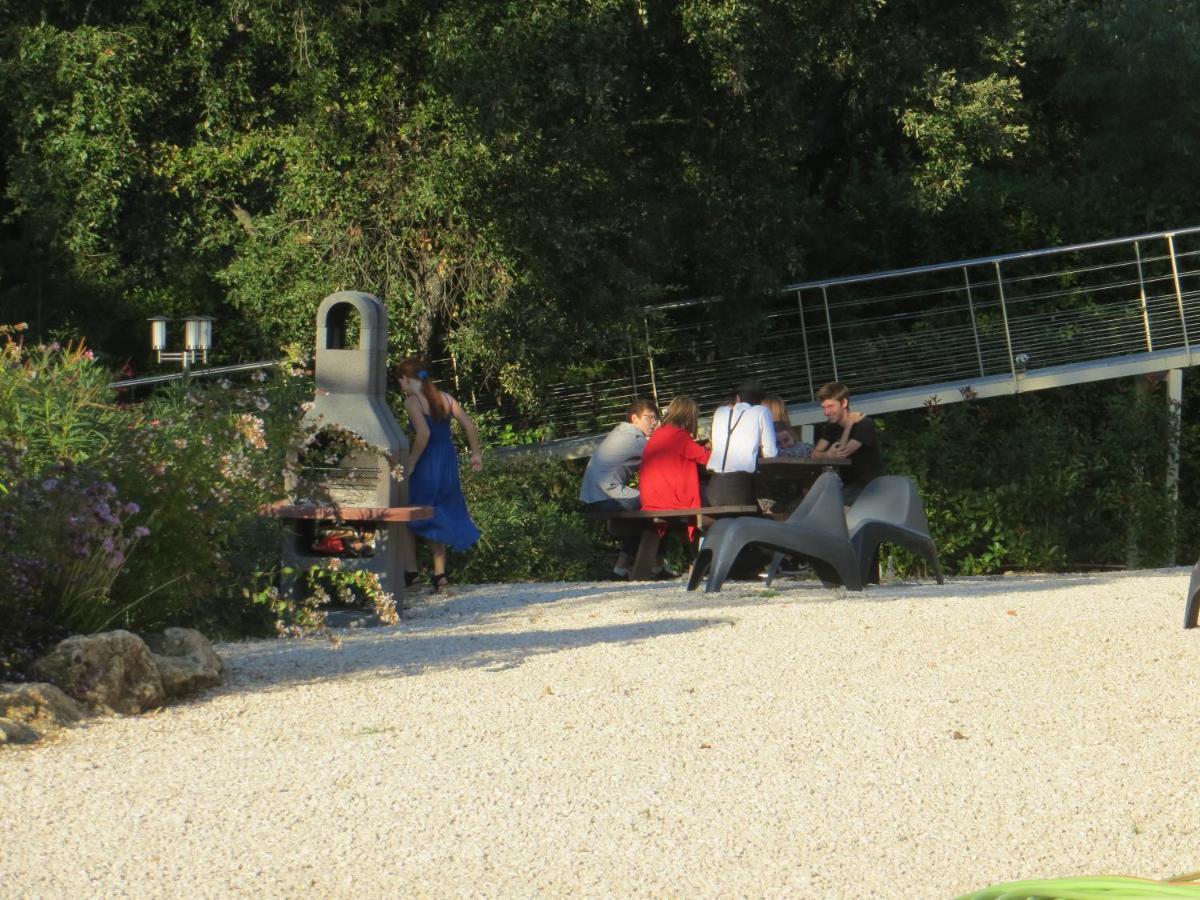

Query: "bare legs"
(430, 541), (447, 576)
(402, 527), (449, 589)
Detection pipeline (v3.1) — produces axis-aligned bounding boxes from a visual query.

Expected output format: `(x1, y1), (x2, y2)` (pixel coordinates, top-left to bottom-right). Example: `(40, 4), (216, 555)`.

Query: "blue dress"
(407, 414), (481, 552)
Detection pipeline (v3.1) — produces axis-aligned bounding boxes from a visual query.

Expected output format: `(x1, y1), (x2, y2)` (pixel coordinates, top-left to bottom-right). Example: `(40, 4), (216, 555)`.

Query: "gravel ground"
(2, 568), (1199, 898)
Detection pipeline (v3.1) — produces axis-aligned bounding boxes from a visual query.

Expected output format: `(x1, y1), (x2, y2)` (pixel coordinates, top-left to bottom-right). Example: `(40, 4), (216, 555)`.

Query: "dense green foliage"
(5, 1), (1200, 412)
(455, 456), (604, 583)
(884, 379), (1193, 575)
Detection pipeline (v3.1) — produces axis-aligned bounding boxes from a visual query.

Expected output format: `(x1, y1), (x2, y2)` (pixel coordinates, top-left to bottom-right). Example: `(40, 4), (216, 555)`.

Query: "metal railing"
(109, 359), (285, 390)
(497, 225), (1200, 455)
(103, 226), (1200, 457)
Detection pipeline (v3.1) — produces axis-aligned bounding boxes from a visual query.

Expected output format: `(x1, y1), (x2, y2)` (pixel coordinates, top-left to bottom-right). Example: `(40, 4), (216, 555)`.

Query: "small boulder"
(31, 630), (165, 715)
(145, 628), (225, 699)
(0, 682), (87, 740)
(0, 717), (40, 745)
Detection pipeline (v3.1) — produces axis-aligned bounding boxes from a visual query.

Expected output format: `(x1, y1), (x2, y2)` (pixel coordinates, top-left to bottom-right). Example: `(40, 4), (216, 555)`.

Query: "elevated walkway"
(503, 225), (1200, 459)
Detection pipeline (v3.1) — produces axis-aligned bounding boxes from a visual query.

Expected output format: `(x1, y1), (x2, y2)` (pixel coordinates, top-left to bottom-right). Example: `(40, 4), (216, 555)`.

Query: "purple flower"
(93, 502), (119, 525)
(41, 478), (59, 491)
(107, 551), (125, 569)
(102, 537), (116, 555)
(134, 526), (150, 538)
(124, 502), (140, 515)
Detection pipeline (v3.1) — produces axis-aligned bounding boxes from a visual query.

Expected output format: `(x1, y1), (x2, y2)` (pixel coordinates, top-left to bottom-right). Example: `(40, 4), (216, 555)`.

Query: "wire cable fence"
(498, 226), (1200, 439)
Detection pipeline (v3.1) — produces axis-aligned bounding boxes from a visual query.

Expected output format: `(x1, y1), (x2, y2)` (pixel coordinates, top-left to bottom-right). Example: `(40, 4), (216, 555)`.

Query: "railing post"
(797, 290), (815, 401)
(962, 267), (985, 377)
(1166, 233), (1192, 365)
(643, 314), (660, 409)
(821, 285), (838, 382)
(1134, 240), (1153, 352)
(994, 261), (1019, 388)
(627, 331), (639, 397)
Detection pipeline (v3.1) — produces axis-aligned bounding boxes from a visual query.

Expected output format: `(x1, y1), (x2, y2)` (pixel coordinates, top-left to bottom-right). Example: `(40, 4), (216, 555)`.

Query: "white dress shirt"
(706, 403), (777, 474)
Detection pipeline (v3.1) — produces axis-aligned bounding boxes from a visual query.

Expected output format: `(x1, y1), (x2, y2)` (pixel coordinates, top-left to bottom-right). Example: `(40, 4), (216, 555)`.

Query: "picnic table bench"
(583, 505), (759, 580)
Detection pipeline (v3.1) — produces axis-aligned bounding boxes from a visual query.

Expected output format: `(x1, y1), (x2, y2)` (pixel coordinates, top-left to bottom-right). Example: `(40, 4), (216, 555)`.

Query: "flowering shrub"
(0, 458), (151, 677)
(1, 463), (148, 623)
(0, 327), (314, 671)
(101, 369), (312, 632)
(245, 560), (398, 647)
(0, 325), (124, 470)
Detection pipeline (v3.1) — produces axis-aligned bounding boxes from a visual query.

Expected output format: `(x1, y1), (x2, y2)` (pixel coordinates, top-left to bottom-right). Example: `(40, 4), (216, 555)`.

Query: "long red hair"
(394, 357), (449, 420)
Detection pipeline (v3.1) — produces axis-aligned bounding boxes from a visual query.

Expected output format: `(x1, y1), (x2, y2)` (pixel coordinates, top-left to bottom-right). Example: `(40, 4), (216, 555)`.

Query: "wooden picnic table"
(756, 454), (849, 472)
(755, 455), (849, 514)
(584, 459), (851, 580)
(583, 504), (759, 580)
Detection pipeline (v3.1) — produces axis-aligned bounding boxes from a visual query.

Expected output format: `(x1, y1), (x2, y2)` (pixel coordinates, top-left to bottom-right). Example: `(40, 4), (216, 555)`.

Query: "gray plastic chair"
(687, 472), (863, 593)
(1185, 558), (1200, 629)
(842, 475), (944, 586)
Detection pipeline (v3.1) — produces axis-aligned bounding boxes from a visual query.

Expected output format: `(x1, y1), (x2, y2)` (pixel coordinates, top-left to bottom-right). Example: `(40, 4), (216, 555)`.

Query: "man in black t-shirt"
(811, 381), (883, 505)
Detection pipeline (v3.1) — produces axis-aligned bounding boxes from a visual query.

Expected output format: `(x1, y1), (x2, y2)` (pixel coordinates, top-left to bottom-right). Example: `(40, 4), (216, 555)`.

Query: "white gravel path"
(2, 568), (1198, 898)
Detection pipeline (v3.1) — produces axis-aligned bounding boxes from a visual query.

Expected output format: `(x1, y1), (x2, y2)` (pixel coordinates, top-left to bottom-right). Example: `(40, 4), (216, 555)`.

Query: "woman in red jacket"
(640, 396), (711, 541)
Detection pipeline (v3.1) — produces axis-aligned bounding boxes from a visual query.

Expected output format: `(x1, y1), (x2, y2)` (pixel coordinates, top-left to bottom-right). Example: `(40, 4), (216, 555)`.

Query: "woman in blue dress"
(395, 358), (483, 592)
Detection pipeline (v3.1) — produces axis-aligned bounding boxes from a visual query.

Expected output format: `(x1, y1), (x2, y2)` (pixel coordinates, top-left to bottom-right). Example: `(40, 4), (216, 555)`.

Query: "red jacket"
(640, 424), (711, 537)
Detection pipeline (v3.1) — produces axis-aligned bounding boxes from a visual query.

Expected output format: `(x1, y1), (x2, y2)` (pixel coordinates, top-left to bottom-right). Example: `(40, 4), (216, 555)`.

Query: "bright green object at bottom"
(957, 875), (1200, 900)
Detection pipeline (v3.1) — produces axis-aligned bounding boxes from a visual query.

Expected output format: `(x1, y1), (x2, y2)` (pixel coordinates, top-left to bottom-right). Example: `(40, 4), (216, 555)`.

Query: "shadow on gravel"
(222, 613), (733, 693)
(653, 567), (1189, 613)
(403, 581), (648, 621)
(220, 569), (1189, 694)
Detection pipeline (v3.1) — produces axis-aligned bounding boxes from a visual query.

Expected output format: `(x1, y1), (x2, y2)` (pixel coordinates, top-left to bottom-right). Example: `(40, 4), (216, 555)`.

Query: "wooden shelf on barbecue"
(263, 501), (434, 523)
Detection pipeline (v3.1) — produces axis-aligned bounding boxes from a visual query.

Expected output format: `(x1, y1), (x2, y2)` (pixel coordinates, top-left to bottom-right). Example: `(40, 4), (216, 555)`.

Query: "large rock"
(31, 630), (165, 715)
(0, 682), (87, 742)
(145, 627), (225, 699)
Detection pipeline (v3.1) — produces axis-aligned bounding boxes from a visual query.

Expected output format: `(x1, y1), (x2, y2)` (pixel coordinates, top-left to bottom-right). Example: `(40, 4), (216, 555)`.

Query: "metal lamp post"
(148, 315), (215, 371)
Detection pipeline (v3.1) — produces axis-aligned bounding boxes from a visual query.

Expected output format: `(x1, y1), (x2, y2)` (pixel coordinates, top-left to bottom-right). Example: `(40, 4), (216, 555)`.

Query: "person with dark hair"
(811, 381), (883, 505)
(579, 397), (673, 579)
(705, 378), (777, 505)
(395, 357), (483, 592)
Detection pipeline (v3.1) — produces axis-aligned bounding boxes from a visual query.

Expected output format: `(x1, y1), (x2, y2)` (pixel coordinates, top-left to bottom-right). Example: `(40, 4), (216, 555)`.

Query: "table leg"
(631, 528), (661, 580)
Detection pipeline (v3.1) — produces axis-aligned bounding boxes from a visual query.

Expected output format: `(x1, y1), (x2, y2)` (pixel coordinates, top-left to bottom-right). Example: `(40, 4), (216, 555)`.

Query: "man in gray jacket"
(580, 398), (673, 578)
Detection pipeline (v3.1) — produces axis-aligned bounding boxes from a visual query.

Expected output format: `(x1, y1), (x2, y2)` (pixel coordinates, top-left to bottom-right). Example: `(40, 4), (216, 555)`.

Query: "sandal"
(431, 572), (451, 593)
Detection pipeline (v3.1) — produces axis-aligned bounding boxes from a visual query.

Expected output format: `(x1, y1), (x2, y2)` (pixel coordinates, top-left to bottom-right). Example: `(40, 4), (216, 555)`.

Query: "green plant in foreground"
(956, 874), (1200, 899)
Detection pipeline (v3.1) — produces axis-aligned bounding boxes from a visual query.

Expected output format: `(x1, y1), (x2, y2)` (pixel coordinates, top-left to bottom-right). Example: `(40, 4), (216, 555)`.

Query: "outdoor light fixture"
(148, 315), (215, 369)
